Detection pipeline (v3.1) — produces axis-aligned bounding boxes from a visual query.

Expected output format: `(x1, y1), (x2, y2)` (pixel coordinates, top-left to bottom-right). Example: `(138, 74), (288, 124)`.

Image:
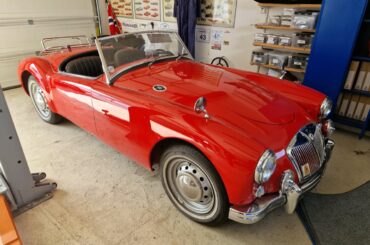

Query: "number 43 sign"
(196, 28), (210, 43)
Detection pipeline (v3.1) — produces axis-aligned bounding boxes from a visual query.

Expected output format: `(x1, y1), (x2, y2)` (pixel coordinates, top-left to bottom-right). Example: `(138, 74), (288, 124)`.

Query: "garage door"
(0, 0), (98, 89)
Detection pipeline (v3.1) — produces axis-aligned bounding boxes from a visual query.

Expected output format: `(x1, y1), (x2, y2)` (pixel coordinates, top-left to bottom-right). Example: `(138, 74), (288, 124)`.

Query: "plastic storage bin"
(251, 50), (269, 65)
(269, 52), (288, 68)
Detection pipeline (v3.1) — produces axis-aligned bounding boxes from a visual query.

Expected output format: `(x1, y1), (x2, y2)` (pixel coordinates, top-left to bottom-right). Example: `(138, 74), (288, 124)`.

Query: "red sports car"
(18, 31), (335, 225)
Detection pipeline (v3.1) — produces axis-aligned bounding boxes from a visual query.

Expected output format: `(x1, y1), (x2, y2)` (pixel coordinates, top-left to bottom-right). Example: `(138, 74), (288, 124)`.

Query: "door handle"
(101, 109), (109, 115)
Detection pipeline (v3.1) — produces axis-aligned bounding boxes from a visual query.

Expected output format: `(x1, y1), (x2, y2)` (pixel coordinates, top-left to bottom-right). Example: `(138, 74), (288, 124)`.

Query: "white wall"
(115, 1), (263, 72)
(0, 0), (97, 88)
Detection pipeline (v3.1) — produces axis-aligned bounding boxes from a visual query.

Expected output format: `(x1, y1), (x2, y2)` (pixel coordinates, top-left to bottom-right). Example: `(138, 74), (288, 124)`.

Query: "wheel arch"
(150, 137), (201, 170)
(20, 70), (32, 95)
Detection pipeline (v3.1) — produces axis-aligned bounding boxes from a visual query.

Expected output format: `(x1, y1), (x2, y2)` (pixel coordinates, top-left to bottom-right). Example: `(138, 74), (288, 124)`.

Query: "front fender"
(148, 110), (267, 206)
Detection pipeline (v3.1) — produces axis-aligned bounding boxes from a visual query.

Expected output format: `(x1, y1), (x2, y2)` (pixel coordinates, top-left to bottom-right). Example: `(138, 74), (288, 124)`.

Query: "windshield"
(95, 31), (192, 82)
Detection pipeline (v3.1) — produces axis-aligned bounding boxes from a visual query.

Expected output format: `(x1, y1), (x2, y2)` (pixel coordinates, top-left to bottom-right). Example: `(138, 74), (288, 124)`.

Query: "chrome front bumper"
(229, 139), (335, 224)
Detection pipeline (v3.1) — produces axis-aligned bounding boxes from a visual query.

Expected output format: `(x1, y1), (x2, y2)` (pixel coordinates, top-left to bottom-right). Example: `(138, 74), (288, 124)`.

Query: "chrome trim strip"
(94, 38), (111, 84)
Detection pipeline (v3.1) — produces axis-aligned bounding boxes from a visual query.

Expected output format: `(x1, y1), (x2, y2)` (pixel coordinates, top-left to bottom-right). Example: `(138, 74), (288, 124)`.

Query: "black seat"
(65, 56), (103, 77)
(114, 49), (146, 67)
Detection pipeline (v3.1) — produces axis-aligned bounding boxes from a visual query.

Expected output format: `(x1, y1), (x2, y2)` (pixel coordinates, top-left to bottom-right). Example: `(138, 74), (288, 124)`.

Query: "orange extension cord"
(0, 195), (21, 245)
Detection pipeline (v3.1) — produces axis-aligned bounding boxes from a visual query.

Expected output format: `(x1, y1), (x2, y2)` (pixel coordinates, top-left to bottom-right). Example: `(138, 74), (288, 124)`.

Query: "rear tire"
(160, 144), (229, 226)
(28, 76), (63, 124)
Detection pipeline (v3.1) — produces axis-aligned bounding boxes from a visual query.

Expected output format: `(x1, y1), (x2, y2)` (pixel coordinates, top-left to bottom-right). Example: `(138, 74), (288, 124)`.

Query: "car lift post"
(0, 84), (56, 215)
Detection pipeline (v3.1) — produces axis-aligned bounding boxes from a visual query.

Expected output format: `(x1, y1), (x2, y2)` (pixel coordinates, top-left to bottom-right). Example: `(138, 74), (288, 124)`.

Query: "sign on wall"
(111, 0), (134, 18)
(134, 0), (161, 21)
(162, 0), (176, 23)
(197, 0), (237, 28)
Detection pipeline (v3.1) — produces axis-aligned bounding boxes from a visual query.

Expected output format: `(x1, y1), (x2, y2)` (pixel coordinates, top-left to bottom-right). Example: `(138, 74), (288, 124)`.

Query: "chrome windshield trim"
(95, 38), (111, 84)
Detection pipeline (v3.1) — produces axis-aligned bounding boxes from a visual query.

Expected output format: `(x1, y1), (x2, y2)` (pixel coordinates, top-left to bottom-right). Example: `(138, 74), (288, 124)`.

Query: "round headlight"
(254, 150), (276, 184)
(320, 98), (333, 119)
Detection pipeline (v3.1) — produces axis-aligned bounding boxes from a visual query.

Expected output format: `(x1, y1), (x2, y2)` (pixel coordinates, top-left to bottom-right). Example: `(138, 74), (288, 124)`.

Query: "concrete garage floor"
(4, 88), (370, 245)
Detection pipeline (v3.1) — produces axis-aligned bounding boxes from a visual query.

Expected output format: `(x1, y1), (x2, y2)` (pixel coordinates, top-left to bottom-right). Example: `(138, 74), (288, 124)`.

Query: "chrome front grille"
(287, 124), (326, 182)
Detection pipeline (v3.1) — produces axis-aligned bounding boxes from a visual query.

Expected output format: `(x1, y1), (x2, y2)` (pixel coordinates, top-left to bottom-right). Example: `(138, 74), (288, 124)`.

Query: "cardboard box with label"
(344, 61), (360, 90)
(338, 93), (351, 116)
(354, 62), (368, 90)
(361, 64), (370, 91)
(346, 95), (360, 118)
(361, 98), (370, 121)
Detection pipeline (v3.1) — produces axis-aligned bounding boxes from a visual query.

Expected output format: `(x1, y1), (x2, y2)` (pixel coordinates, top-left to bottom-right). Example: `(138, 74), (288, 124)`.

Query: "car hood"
(114, 60), (299, 127)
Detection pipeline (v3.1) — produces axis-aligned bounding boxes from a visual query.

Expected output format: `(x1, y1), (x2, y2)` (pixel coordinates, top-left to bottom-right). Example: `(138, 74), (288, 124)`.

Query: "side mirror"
(194, 97), (210, 119)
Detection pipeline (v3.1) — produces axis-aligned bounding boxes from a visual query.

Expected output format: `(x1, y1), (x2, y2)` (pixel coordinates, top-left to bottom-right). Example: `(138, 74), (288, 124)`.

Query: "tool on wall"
(0, 85), (56, 216)
(211, 56), (229, 67)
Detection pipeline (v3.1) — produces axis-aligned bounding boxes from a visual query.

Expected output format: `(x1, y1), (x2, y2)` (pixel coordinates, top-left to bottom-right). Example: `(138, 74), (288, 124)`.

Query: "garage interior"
(1, 1), (370, 245)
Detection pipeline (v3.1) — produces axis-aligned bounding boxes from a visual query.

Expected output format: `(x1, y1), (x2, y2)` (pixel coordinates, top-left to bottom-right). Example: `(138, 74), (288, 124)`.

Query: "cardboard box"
(362, 67), (370, 91)
(346, 95), (360, 118)
(361, 98), (370, 121)
(354, 62), (367, 90)
(344, 61), (359, 89)
(353, 96), (366, 120)
(335, 93), (343, 113)
(338, 93), (351, 116)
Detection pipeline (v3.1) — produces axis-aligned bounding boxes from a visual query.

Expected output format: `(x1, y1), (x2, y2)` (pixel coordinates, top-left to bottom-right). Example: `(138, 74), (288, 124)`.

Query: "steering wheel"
(211, 56), (229, 67)
(153, 49), (174, 57)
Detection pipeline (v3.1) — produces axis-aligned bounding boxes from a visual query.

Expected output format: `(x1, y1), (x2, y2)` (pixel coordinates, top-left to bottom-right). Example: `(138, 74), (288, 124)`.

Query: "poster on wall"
(134, 0), (161, 21)
(162, 0), (176, 22)
(111, 0), (134, 18)
(210, 30), (223, 50)
(198, 0), (237, 28)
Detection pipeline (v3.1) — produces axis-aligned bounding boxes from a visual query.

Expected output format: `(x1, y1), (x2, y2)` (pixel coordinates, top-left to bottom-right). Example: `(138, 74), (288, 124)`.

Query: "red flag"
(107, 1), (122, 35)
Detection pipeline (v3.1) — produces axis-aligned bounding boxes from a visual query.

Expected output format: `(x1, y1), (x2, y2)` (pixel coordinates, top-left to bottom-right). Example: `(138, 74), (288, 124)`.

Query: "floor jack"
(0, 85), (57, 244)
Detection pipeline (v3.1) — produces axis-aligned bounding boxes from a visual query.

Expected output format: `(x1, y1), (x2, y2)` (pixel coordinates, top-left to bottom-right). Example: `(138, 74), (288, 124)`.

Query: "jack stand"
(0, 85), (56, 216)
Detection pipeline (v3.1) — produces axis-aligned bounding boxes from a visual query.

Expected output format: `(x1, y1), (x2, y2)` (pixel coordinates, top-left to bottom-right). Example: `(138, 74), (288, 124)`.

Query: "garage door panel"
(0, 0), (97, 88)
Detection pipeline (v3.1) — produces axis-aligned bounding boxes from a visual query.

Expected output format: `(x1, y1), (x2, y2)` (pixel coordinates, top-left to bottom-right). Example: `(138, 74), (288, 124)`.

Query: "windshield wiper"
(148, 53), (175, 68)
(176, 52), (189, 61)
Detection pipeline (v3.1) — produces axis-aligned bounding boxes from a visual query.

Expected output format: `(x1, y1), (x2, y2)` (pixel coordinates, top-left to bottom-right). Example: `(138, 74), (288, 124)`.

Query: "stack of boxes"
(336, 61), (370, 121)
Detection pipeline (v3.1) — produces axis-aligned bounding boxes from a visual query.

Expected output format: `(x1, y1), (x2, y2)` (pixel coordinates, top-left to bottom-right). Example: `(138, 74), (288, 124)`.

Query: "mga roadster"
(18, 31), (335, 225)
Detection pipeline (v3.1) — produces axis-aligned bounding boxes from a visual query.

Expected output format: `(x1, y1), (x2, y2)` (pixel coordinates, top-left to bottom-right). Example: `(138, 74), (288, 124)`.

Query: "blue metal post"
(304, 0), (368, 108)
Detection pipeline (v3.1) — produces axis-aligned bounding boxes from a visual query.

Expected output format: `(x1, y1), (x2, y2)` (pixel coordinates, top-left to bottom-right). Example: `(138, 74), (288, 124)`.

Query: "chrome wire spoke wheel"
(29, 78), (51, 120)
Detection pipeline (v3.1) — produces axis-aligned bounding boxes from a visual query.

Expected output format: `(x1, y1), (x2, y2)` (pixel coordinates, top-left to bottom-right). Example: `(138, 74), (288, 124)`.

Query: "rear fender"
(18, 58), (57, 112)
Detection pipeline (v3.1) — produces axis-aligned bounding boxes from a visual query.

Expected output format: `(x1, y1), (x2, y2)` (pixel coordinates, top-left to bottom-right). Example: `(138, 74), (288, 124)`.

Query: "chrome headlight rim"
(254, 149), (277, 184)
(320, 98), (333, 119)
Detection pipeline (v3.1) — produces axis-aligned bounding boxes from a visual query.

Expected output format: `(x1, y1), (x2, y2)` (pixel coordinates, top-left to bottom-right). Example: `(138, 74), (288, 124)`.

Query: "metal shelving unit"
(255, 24), (316, 33)
(253, 42), (311, 54)
(252, 3), (319, 80)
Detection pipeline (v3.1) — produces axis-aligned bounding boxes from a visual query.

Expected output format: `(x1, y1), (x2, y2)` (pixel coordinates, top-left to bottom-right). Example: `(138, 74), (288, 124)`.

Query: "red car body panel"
(18, 47), (326, 206)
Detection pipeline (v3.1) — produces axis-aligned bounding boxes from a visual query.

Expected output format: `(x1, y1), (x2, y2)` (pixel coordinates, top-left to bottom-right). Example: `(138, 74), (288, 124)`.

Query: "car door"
(91, 80), (154, 165)
(51, 73), (97, 136)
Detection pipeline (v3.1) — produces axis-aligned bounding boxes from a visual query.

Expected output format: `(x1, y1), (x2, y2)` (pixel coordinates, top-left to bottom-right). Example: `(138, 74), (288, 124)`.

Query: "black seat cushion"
(65, 56), (103, 77)
(114, 49), (146, 67)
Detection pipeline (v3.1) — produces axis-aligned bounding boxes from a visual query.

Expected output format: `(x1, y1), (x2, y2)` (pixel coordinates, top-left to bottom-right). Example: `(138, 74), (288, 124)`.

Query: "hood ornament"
(153, 84), (167, 92)
(194, 97), (210, 119)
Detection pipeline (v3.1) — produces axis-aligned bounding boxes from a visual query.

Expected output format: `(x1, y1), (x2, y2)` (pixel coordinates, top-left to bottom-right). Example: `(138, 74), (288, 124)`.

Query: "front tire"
(160, 144), (229, 226)
(28, 76), (62, 124)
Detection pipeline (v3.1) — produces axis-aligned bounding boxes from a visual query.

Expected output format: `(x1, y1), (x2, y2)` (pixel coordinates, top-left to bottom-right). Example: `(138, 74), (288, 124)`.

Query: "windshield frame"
(95, 30), (193, 85)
